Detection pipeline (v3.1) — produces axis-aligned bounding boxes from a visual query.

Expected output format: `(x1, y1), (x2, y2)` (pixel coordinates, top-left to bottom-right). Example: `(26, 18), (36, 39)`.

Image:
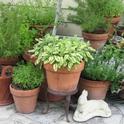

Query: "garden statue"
(73, 90), (112, 122)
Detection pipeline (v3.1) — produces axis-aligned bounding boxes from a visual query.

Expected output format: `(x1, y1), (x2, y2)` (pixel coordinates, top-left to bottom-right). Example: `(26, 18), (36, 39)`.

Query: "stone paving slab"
(0, 102), (124, 124)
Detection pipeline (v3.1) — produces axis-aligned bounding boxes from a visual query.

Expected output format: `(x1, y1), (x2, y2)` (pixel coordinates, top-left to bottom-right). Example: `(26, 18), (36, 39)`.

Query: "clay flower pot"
(0, 56), (19, 66)
(44, 62), (84, 93)
(10, 85), (40, 114)
(39, 82), (64, 102)
(23, 51), (37, 64)
(0, 66), (13, 105)
(82, 32), (109, 49)
(79, 78), (110, 100)
(106, 16), (121, 38)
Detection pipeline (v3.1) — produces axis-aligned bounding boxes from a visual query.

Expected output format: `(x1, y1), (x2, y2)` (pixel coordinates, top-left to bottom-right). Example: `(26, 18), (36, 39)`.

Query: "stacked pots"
(0, 66), (13, 105)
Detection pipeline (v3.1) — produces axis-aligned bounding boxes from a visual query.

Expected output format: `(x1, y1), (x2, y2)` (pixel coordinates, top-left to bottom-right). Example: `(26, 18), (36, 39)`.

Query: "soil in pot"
(0, 56), (19, 66)
(44, 62), (84, 93)
(82, 31), (109, 50)
(0, 66), (13, 105)
(79, 78), (110, 100)
(10, 85), (40, 114)
(39, 82), (64, 102)
(23, 51), (37, 64)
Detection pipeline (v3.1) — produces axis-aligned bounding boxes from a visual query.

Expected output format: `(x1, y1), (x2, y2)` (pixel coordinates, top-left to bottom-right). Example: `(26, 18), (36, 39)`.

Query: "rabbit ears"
(82, 90), (88, 97)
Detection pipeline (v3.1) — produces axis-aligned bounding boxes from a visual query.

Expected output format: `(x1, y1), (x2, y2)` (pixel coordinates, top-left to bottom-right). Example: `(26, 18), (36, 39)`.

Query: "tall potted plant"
(80, 44), (124, 100)
(21, 0), (56, 62)
(30, 34), (95, 93)
(0, 3), (35, 65)
(68, 3), (110, 50)
(10, 63), (44, 113)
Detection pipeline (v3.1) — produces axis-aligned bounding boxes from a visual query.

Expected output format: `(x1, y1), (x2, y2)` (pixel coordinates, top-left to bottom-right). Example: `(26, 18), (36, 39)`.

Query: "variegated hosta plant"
(30, 34), (95, 71)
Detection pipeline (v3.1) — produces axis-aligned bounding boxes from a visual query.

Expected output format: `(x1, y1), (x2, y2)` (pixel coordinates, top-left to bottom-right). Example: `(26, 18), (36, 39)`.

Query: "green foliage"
(13, 63), (44, 90)
(0, 3), (36, 57)
(68, 0), (109, 33)
(30, 34), (95, 71)
(84, 0), (124, 17)
(83, 44), (124, 92)
(101, 0), (124, 17)
(19, 0), (56, 26)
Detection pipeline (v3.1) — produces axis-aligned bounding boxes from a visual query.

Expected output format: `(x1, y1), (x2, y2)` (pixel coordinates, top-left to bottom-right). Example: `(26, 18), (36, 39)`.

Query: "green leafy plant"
(102, 0), (124, 17)
(68, 1), (109, 33)
(19, 0), (56, 26)
(0, 3), (36, 57)
(30, 34), (95, 71)
(83, 44), (124, 92)
(13, 62), (44, 90)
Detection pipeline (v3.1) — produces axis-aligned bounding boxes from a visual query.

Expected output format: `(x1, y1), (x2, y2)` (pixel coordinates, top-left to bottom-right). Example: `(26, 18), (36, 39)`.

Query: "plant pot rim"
(44, 61), (85, 73)
(82, 31), (109, 36)
(82, 78), (110, 88)
(10, 84), (40, 97)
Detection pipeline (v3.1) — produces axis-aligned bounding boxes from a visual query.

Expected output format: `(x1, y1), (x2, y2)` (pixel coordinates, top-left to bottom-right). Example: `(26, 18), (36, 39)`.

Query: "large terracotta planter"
(79, 78), (110, 100)
(39, 82), (64, 102)
(23, 51), (37, 64)
(44, 62), (84, 93)
(0, 66), (13, 105)
(10, 85), (40, 114)
(82, 32), (109, 49)
(0, 56), (19, 66)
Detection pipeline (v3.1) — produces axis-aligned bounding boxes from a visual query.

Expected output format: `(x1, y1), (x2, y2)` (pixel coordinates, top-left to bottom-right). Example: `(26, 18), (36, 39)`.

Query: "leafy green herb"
(30, 34), (95, 71)
(13, 63), (44, 90)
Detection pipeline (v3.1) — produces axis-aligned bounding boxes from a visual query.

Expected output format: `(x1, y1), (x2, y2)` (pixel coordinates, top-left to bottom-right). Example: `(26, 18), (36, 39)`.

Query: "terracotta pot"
(44, 62), (84, 93)
(0, 56), (19, 66)
(0, 66), (13, 105)
(10, 85), (40, 114)
(39, 82), (64, 102)
(79, 78), (110, 100)
(23, 51), (37, 64)
(82, 32), (109, 49)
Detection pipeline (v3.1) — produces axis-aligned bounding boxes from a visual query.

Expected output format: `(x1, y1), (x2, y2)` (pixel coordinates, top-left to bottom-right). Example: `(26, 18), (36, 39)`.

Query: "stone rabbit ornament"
(73, 90), (111, 122)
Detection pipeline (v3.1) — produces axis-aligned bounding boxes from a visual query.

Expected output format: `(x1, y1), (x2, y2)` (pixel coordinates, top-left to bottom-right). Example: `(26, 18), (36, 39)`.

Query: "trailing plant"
(0, 3), (36, 57)
(83, 44), (124, 92)
(30, 34), (95, 71)
(13, 62), (44, 90)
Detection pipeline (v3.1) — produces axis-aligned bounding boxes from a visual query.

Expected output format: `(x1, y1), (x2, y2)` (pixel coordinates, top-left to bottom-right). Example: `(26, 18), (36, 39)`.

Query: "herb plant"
(13, 63), (44, 90)
(83, 44), (124, 92)
(30, 34), (95, 71)
(0, 3), (36, 57)
(68, 1), (109, 33)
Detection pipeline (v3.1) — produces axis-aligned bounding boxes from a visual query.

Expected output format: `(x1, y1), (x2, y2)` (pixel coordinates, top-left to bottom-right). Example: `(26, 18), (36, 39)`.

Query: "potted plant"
(20, 1), (56, 63)
(0, 66), (13, 105)
(79, 44), (124, 100)
(30, 34), (95, 93)
(68, 7), (109, 49)
(0, 3), (35, 65)
(10, 63), (44, 113)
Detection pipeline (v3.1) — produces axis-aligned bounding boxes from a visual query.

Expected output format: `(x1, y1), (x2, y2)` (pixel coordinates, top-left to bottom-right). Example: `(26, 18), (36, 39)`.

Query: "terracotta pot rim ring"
(10, 84), (40, 97)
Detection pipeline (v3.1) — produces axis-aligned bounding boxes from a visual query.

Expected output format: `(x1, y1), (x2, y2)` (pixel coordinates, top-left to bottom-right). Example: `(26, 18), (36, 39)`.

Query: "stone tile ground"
(0, 102), (124, 124)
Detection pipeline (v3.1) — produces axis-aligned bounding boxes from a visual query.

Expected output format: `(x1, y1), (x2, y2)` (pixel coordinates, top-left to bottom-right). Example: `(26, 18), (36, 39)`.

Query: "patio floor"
(0, 101), (124, 124)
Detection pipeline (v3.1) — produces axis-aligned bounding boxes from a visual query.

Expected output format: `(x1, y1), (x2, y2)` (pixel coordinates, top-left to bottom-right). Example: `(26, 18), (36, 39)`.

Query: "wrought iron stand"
(42, 88), (78, 122)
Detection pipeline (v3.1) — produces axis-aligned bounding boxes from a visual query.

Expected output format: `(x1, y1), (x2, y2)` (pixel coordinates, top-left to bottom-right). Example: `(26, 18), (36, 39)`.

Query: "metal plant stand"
(42, 88), (78, 122)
